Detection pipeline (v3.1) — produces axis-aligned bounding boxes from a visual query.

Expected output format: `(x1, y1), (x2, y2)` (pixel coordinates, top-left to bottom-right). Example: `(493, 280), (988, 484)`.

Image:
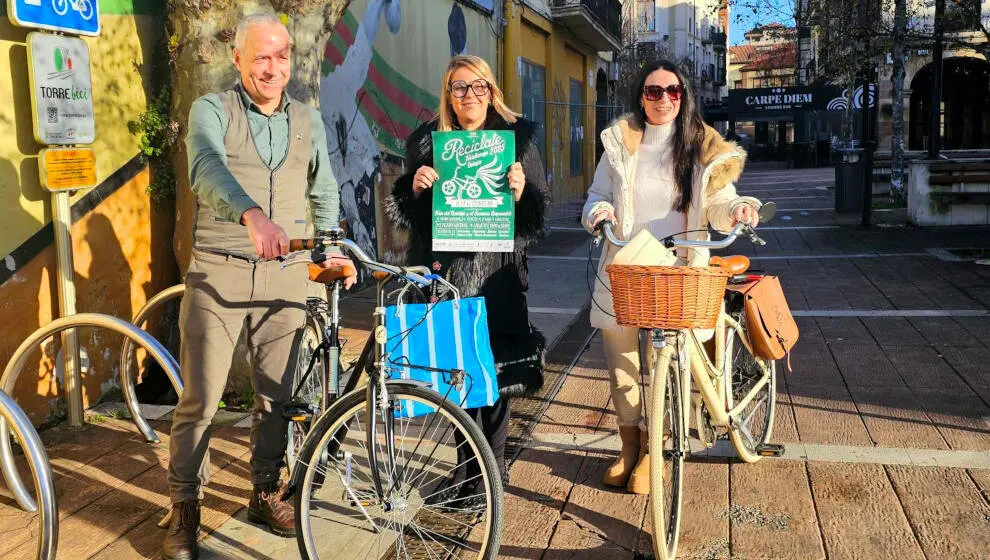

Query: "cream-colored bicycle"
(596, 202), (781, 560)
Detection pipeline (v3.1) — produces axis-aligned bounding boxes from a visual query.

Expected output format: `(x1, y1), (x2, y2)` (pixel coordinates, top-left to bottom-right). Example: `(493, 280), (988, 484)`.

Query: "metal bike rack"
(0, 389), (58, 560)
(119, 285), (186, 443)
(0, 313), (180, 512)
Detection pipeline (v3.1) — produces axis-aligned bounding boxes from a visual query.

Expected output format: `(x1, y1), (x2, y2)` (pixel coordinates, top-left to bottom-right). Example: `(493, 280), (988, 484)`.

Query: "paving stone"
(729, 459), (825, 559)
(882, 345), (969, 389)
(909, 317), (985, 348)
(807, 462), (925, 560)
(675, 460), (729, 559)
(847, 385), (948, 450)
(814, 318), (874, 345)
(559, 452), (647, 550)
(785, 344), (845, 388)
(542, 516), (633, 560)
(911, 388), (990, 451)
(886, 465), (990, 559)
(787, 384), (873, 446)
(534, 366), (612, 436)
(830, 344), (906, 388)
(941, 346), (990, 388)
(967, 469), (990, 504)
(859, 317), (928, 347)
(852, 259), (937, 310)
(794, 317), (823, 343)
(771, 387), (800, 443)
(951, 317), (990, 350)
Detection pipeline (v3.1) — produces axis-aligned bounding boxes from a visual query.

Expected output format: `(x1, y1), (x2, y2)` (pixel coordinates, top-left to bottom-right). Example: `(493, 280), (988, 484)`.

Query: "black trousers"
(453, 396), (511, 489)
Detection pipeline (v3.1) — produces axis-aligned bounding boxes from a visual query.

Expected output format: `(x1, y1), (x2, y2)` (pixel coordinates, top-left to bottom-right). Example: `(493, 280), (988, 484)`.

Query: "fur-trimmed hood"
(602, 113), (746, 195)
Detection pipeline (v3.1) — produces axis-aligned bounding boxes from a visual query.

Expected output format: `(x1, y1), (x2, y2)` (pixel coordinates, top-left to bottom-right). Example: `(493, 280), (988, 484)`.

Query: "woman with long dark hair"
(386, 55), (550, 492)
(583, 60), (761, 494)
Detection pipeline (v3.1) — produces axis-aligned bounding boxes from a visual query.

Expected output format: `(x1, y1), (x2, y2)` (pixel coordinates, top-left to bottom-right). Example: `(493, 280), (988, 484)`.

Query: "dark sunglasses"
(449, 79), (491, 98)
(643, 84), (683, 102)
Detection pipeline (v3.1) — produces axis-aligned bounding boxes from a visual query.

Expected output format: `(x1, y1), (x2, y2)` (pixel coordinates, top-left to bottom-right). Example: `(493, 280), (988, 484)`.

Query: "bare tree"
(890, 0), (907, 203)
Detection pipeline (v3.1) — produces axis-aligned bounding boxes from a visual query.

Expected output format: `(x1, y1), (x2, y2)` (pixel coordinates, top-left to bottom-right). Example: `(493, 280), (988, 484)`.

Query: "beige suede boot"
(602, 426), (641, 487)
(626, 429), (650, 495)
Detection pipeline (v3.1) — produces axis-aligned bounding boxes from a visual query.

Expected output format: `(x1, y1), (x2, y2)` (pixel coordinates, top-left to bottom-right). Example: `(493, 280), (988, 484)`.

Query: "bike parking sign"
(27, 32), (96, 144)
(7, 0), (101, 36)
(431, 130), (515, 252)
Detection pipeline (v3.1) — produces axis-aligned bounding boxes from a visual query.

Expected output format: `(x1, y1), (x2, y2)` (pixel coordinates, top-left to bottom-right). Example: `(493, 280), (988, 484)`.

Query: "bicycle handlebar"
(289, 227), (432, 287)
(596, 220), (764, 250)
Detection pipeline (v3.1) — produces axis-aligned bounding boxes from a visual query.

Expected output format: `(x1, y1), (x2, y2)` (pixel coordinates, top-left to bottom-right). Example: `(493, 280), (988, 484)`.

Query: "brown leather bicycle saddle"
(307, 262), (357, 283)
(708, 255), (751, 275)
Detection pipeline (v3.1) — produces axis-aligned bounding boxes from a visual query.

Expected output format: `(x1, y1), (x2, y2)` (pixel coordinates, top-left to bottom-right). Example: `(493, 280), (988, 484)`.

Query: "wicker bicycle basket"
(605, 264), (731, 329)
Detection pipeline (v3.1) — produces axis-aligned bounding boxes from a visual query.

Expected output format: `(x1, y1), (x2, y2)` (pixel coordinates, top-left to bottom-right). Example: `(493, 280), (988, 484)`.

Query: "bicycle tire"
(647, 342), (685, 560)
(293, 382), (504, 560)
(286, 312), (327, 475)
(726, 313), (777, 464)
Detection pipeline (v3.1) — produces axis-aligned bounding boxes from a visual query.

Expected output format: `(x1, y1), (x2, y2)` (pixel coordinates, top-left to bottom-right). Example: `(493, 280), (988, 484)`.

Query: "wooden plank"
(887, 465), (990, 559)
(730, 459), (825, 559)
(808, 462), (925, 560)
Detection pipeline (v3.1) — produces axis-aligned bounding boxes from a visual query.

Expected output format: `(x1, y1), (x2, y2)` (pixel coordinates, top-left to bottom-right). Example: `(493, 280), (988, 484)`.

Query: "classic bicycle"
(595, 203), (782, 560)
(282, 227), (504, 560)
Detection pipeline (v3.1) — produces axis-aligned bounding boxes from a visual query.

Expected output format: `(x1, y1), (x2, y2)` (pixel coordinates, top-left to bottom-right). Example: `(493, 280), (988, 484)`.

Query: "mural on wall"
(318, 0), (496, 262)
(320, 0), (404, 264)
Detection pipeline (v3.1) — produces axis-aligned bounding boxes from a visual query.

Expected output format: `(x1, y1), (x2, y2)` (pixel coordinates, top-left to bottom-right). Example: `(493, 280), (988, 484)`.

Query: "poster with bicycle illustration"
(431, 130), (515, 252)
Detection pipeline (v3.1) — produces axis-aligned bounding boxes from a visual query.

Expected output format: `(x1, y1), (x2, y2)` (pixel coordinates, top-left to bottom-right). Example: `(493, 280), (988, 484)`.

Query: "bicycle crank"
(693, 396), (716, 449)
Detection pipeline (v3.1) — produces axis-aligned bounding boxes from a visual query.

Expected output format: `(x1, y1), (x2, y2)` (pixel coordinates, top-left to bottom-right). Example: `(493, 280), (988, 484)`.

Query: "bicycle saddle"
(708, 255), (750, 275)
(308, 262), (357, 283)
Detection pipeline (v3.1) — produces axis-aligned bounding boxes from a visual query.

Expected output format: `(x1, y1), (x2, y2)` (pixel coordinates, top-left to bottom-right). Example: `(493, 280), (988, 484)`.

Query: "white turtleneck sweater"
(631, 121), (687, 243)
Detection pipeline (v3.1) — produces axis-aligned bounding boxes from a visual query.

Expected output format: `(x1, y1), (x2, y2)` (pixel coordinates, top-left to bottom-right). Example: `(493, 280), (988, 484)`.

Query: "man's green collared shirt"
(185, 84), (338, 231)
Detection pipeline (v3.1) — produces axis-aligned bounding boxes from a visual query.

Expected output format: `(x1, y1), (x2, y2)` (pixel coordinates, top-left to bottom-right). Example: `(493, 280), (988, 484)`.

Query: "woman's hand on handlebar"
(731, 204), (760, 228)
(591, 209), (616, 231)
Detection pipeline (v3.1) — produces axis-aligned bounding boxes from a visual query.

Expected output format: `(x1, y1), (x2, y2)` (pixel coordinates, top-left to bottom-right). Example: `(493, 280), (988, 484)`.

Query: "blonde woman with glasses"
(386, 55), (550, 500)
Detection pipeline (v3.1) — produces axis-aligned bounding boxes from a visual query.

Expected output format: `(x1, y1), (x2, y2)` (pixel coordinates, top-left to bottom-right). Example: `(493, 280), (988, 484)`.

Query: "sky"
(728, 0), (797, 45)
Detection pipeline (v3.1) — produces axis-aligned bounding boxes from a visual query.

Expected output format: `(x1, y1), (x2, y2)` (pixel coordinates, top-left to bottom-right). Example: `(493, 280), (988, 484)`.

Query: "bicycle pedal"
(282, 403), (315, 422)
(756, 443), (785, 457)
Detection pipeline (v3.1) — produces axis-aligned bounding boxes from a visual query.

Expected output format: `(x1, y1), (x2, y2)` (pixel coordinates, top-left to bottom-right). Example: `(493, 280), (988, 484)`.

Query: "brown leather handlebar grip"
(289, 239), (315, 251)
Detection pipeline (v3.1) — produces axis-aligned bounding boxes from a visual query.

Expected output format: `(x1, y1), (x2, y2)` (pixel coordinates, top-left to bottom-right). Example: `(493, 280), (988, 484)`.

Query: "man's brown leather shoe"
(247, 480), (296, 537)
(162, 500), (200, 560)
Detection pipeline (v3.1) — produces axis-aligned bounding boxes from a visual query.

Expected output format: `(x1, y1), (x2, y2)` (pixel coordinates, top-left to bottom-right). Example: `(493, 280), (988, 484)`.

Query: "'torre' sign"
(27, 32), (96, 145)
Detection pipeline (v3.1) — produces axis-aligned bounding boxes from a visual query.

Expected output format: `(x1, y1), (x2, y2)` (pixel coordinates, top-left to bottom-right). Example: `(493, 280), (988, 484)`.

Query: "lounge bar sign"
(728, 85), (875, 118)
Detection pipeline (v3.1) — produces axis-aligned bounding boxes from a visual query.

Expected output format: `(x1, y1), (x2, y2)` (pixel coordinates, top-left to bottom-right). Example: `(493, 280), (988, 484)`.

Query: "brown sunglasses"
(643, 84), (683, 102)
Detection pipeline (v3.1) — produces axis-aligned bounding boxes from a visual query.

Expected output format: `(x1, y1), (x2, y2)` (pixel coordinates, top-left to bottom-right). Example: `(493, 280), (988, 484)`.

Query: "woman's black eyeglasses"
(449, 79), (491, 98)
(643, 84), (683, 102)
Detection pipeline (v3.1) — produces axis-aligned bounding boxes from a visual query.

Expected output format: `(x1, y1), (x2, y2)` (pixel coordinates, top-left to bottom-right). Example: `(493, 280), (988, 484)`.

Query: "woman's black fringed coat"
(385, 110), (551, 397)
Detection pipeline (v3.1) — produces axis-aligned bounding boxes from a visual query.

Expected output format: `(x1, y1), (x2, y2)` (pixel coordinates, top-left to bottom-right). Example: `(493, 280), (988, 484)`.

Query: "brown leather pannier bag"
(725, 276), (799, 369)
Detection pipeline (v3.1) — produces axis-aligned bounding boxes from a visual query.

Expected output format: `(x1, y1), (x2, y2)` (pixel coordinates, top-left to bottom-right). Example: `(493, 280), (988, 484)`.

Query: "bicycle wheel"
(647, 341), (685, 560)
(286, 312), (326, 474)
(294, 383), (504, 560)
(726, 313), (777, 463)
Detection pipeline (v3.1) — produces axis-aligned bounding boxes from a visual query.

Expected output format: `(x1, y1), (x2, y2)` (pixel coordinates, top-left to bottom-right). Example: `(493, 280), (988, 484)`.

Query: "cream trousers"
(602, 327), (648, 431)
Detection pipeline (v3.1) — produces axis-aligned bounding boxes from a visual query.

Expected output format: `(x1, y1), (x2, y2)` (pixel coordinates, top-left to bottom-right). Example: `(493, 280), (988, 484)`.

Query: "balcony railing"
(551, 0), (622, 51)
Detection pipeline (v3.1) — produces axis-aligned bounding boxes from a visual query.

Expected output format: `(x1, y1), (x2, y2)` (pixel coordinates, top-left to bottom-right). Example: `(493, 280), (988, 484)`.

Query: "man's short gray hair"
(233, 13), (292, 51)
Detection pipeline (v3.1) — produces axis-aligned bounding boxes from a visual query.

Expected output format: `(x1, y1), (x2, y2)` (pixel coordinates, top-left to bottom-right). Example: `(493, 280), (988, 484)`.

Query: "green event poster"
(431, 130), (515, 252)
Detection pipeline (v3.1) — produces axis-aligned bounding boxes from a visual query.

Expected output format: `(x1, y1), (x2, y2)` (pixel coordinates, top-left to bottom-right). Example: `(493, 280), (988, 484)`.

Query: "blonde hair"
(436, 55), (520, 132)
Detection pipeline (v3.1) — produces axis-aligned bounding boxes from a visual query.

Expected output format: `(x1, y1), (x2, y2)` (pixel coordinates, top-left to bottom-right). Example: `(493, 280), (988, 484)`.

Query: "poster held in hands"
(431, 130), (515, 252)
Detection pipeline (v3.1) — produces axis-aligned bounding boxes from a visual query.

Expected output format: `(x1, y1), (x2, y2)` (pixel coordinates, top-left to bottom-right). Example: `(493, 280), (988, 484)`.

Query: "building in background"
(623, 0), (728, 112)
(502, 0), (623, 204)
